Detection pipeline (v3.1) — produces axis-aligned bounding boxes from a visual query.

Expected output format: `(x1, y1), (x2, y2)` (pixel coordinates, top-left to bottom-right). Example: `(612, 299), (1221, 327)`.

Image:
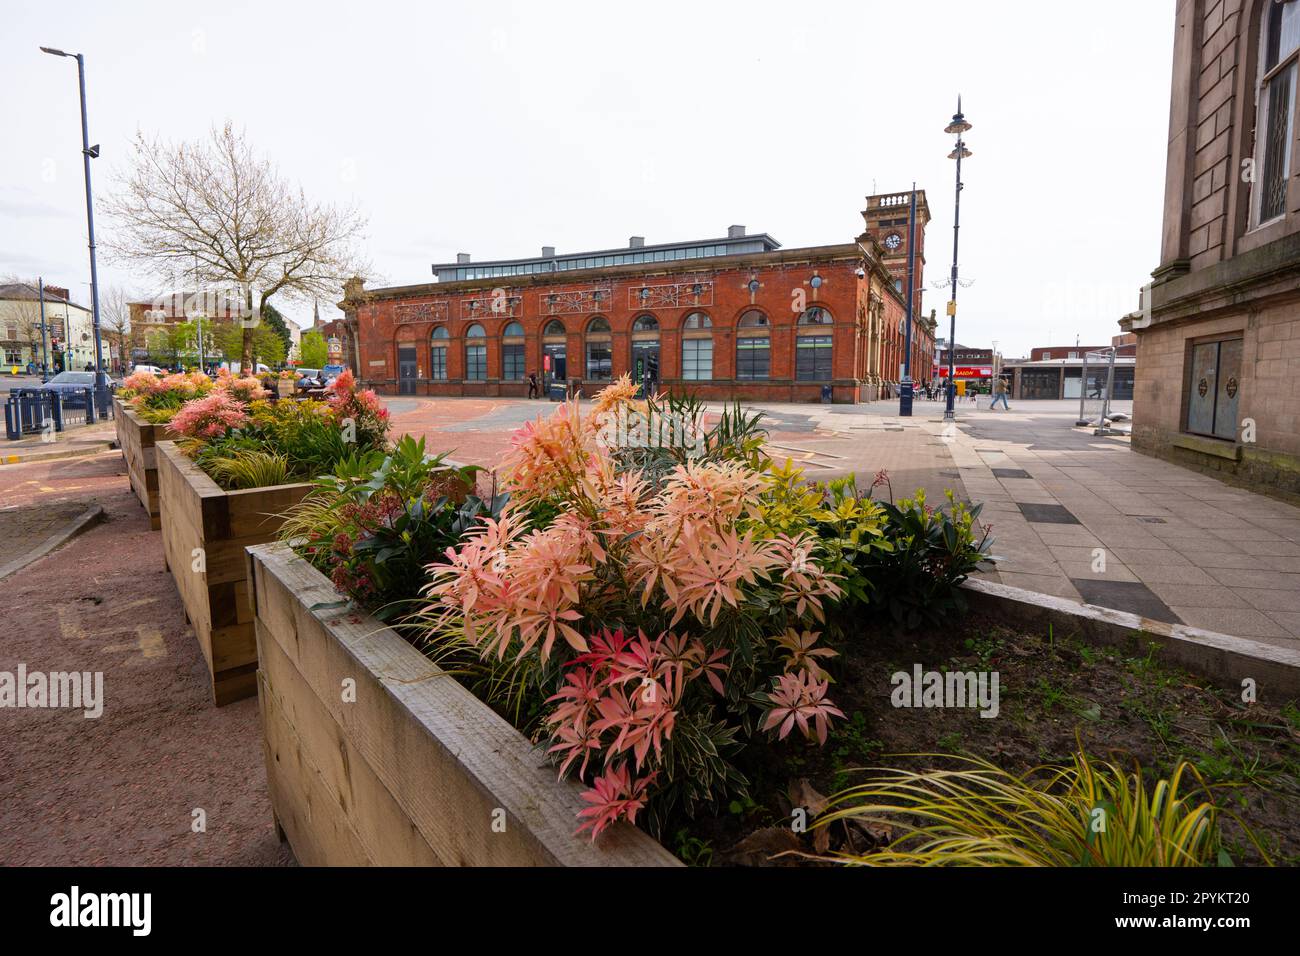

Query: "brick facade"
(343, 195), (936, 403)
(1123, 0), (1300, 501)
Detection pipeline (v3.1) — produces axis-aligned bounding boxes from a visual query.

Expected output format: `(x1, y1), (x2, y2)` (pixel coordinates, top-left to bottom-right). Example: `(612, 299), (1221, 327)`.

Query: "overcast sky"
(2, 0), (1174, 356)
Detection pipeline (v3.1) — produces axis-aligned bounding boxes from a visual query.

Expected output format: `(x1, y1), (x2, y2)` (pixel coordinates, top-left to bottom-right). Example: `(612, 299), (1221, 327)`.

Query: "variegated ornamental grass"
(815, 750), (1264, 867)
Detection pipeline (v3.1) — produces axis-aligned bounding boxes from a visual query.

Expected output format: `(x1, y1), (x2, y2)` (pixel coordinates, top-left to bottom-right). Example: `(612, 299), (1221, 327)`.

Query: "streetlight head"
(945, 115), (972, 135)
(948, 146), (973, 160)
(40, 45), (69, 57)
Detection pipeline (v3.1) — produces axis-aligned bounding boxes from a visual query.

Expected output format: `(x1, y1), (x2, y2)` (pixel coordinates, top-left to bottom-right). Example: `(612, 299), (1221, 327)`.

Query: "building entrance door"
(398, 345), (418, 395)
(544, 343), (566, 387)
(631, 341), (659, 390)
(1186, 339), (1242, 441)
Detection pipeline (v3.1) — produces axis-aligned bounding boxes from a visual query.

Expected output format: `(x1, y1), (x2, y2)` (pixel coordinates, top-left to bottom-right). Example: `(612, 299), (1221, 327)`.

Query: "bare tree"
(100, 284), (133, 374)
(102, 124), (370, 369)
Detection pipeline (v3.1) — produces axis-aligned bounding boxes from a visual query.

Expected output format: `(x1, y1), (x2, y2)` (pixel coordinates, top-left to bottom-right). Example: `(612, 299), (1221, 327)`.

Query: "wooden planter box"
(246, 542), (680, 867)
(158, 441), (314, 706)
(113, 397), (176, 531)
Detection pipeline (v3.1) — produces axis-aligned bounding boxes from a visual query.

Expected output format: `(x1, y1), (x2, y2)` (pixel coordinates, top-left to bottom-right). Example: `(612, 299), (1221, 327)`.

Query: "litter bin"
(820, 385), (833, 404)
(548, 383), (565, 402)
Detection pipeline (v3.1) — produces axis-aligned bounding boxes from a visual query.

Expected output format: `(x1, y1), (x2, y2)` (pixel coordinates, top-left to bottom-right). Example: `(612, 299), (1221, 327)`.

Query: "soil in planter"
(676, 615), (1300, 867)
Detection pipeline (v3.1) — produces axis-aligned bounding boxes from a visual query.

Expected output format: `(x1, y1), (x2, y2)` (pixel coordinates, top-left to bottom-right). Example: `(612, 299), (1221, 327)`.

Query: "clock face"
(883, 232), (903, 251)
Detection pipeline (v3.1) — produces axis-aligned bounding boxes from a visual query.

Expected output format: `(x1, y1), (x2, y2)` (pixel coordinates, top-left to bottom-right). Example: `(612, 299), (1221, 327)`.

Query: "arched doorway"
(396, 326), (419, 394)
(542, 319), (567, 387)
(630, 314), (660, 391)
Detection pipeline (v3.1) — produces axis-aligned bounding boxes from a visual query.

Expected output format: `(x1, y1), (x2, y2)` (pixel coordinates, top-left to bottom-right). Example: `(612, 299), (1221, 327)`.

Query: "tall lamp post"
(40, 46), (106, 401)
(943, 98), (971, 421)
(898, 183), (918, 417)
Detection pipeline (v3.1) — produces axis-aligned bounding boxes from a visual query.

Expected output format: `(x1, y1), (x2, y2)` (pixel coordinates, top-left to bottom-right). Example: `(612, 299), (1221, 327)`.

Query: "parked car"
(40, 371), (118, 408)
(130, 364), (166, 376)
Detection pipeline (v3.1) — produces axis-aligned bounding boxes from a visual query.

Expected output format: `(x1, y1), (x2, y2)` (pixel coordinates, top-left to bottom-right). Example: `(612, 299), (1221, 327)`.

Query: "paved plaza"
(388, 393), (1300, 648)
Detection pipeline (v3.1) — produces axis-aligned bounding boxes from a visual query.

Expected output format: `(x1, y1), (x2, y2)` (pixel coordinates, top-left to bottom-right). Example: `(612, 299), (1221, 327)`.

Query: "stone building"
(1123, 0), (1300, 498)
(341, 192), (936, 402)
(0, 282), (103, 371)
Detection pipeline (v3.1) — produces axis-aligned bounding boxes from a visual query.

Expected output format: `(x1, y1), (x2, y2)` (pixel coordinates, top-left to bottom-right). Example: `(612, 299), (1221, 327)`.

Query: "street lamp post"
(40, 46), (106, 401)
(943, 97), (971, 421)
(898, 183), (918, 417)
(37, 277), (51, 382)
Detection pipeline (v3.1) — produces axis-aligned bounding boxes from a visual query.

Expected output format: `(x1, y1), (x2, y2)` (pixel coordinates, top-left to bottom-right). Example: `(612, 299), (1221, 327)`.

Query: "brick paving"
(947, 401), (1300, 649)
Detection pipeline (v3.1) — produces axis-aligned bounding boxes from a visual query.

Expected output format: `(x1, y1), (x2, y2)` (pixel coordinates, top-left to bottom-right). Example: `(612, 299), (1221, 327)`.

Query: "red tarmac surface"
(0, 452), (292, 865)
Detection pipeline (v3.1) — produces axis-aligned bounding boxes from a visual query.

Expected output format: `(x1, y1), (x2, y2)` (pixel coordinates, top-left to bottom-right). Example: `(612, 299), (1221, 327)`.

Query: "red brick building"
(342, 191), (935, 403)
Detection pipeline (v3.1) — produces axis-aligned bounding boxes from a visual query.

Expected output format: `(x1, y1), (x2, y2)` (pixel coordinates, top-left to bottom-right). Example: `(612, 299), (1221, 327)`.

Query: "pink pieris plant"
(421, 379), (846, 840)
(169, 391), (248, 439)
(215, 374), (270, 404)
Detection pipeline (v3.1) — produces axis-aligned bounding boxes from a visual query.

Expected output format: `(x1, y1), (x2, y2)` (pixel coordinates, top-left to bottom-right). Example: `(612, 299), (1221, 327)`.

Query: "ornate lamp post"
(943, 98), (971, 421)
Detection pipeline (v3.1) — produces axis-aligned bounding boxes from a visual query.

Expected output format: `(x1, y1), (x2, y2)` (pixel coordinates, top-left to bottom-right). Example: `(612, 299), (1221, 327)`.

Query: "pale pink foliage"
(761, 670), (845, 745)
(169, 391), (248, 439)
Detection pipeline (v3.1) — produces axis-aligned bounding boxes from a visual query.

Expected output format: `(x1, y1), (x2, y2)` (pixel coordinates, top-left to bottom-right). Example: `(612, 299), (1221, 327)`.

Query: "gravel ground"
(0, 452), (293, 866)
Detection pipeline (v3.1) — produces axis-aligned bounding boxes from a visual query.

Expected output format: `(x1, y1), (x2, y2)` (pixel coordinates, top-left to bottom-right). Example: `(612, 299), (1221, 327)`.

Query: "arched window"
(543, 319), (566, 339)
(501, 321), (525, 381)
(796, 308), (832, 381)
(631, 315), (660, 385)
(464, 323), (487, 381)
(429, 325), (449, 381)
(586, 316), (612, 381)
(682, 311), (713, 381)
(736, 309), (770, 380)
(1252, 1), (1300, 224)
(798, 307), (833, 326)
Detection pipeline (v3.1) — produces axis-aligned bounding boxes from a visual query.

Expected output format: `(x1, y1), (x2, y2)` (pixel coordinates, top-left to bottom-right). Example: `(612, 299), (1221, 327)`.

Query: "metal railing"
(5, 386), (115, 440)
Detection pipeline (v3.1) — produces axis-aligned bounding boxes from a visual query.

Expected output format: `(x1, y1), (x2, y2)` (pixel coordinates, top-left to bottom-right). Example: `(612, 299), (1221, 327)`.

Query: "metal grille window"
(585, 342), (612, 380)
(502, 344), (525, 380)
(464, 323), (486, 380)
(465, 345), (487, 380)
(682, 338), (713, 380)
(736, 337), (770, 380)
(501, 321), (525, 380)
(796, 335), (833, 381)
(1255, 0), (1299, 224)
(586, 317), (612, 380)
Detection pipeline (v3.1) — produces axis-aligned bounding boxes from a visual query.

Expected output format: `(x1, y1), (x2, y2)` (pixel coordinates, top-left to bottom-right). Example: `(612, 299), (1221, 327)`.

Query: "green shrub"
(282, 435), (498, 621)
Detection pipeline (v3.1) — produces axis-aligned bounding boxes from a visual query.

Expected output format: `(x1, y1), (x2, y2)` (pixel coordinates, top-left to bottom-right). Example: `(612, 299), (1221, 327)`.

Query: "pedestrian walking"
(991, 376), (1010, 410)
(527, 372), (539, 399)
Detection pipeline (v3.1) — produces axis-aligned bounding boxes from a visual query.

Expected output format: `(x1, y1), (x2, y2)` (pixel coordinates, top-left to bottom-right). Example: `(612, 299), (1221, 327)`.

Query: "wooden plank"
(258, 623), (443, 866)
(258, 672), (375, 867)
(249, 542), (680, 867)
(157, 440), (309, 708)
(114, 398), (171, 530)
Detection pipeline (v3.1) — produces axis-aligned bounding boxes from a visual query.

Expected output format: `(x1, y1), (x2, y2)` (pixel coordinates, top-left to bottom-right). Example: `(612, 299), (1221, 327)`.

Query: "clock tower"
(858, 189), (929, 319)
